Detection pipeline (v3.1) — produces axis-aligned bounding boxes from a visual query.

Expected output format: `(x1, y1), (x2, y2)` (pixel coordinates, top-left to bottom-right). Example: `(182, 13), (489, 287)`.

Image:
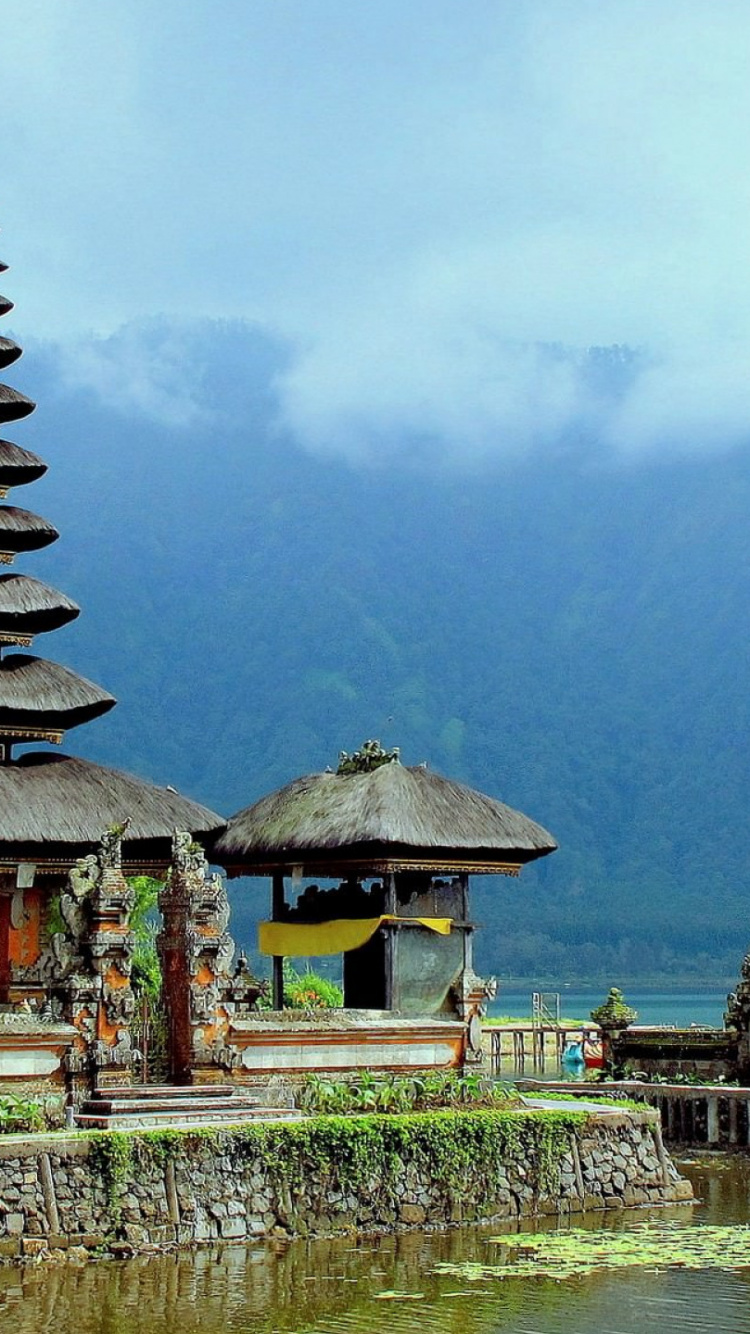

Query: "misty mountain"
(10, 321), (750, 985)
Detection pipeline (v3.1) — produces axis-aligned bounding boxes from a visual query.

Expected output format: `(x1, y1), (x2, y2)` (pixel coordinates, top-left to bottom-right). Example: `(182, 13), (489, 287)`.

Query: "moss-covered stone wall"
(0, 1107), (692, 1256)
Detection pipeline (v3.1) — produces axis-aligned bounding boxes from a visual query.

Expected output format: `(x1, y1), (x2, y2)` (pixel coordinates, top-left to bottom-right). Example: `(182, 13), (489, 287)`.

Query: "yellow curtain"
(258, 915), (452, 957)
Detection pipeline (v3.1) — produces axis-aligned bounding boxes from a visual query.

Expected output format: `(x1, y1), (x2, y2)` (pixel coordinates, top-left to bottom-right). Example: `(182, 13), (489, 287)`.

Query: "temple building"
(0, 250), (225, 1091)
(211, 740), (557, 1077)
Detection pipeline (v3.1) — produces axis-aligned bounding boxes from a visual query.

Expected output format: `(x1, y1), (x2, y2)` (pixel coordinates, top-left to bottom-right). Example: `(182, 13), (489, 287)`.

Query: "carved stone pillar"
(725, 952), (750, 1081)
(451, 967), (497, 1065)
(43, 826), (138, 1091)
(158, 832), (236, 1085)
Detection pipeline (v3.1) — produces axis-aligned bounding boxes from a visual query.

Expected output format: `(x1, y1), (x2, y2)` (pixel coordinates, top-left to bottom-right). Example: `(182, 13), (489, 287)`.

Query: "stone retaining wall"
(0, 1108), (692, 1256)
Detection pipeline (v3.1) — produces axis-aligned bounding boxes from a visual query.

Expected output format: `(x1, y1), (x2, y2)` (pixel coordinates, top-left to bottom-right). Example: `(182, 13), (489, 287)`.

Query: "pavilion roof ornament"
(336, 738), (400, 775)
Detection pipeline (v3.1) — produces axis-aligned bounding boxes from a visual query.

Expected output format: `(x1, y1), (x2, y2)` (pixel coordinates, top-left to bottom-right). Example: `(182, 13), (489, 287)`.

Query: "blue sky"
(5, 1), (750, 462)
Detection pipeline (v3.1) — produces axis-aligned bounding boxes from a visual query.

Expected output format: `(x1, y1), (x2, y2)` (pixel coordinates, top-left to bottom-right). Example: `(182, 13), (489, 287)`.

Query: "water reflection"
(1, 1157), (750, 1334)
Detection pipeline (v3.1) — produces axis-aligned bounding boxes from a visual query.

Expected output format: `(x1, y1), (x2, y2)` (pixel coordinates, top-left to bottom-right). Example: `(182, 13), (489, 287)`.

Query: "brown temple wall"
(8, 888), (42, 969)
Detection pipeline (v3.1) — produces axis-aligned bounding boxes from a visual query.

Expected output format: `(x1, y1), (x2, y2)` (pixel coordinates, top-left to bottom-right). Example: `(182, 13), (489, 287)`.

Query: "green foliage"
(257, 962), (344, 1010)
(297, 1070), (518, 1116)
(590, 987), (638, 1029)
(89, 1132), (135, 1232)
(643, 1071), (739, 1086)
(99, 1106), (585, 1209)
(128, 876), (162, 938)
(131, 932), (162, 1005)
(127, 877), (163, 1003)
(0, 1093), (45, 1134)
(43, 893), (65, 939)
(485, 1014), (586, 1027)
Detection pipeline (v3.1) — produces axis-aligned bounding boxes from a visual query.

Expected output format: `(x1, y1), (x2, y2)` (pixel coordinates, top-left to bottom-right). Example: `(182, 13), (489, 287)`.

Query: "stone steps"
(92, 1084), (233, 1099)
(75, 1083), (301, 1131)
(85, 1094), (263, 1117)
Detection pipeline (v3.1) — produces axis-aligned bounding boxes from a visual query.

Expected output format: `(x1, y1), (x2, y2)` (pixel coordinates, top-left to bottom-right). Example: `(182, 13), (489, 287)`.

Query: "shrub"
(297, 1070), (518, 1115)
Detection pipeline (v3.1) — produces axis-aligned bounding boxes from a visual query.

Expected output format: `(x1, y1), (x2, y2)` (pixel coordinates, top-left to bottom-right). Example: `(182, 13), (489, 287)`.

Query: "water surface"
(490, 988), (728, 1028)
(2, 1156), (750, 1334)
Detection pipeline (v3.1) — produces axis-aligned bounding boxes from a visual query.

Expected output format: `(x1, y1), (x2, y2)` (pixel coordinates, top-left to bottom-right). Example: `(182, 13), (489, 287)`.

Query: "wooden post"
(383, 872), (396, 1010)
(729, 1095), (739, 1145)
(706, 1096), (720, 1145)
(459, 873), (473, 973)
(271, 873), (285, 1010)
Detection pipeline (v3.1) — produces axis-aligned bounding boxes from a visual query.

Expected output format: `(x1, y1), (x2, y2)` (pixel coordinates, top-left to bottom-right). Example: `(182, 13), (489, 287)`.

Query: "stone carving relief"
(28, 824), (138, 1083)
(451, 967), (497, 1065)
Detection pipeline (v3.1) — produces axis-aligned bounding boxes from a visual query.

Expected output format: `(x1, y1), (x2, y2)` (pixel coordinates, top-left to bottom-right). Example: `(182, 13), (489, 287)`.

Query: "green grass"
(484, 1015), (589, 1028)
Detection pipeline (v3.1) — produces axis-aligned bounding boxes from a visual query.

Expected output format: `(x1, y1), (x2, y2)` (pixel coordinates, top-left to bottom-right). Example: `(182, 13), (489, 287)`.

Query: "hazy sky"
(5, 1), (750, 462)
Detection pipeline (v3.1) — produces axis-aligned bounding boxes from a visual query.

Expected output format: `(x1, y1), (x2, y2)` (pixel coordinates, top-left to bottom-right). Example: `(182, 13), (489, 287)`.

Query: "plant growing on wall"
(590, 987), (638, 1031)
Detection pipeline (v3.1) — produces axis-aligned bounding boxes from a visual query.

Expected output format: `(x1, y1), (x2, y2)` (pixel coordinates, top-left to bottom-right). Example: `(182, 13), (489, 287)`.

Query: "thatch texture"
(0, 440), (47, 488)
(0, 751), (225, 868)
(0, 506), (58, 553)
(0, 385), (35, 424)
(0, 339), (21, 372)
(0, 575), (79, 636)
(0, 654), (115, 729)
(214, 763), (557, 875)
(0, 296), (13, 318)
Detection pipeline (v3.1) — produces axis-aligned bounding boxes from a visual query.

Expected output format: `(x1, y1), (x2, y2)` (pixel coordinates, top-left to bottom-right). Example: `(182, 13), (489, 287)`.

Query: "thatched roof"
(0, 751), (226, 871)
(0, 575), (79, 637)
(0, 654), (115, 731)
(0, 440), (47, 489)
(214, 763), (557, 876)
(0, 340), (21, 372)
(0, 385), (35, 424)
(0, 296), (13, 318)
(0, 506), (58, 554)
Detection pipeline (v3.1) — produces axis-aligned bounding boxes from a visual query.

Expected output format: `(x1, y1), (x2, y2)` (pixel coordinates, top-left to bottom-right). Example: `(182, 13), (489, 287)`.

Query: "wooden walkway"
(488, 1024), (600, 1073)
(519, 1078), (750, 1148)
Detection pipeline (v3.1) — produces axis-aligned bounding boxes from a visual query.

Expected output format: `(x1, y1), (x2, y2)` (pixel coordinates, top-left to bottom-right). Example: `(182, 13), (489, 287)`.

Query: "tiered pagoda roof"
(0, 249), (225, 869)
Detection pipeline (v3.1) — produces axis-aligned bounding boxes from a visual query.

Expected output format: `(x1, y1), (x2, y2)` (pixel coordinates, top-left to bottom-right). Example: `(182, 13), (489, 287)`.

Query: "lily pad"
(432, 1223), (750, 1283)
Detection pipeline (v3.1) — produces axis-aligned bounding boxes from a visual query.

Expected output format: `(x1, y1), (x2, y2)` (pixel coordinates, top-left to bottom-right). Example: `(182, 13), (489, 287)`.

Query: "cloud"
(36, 318), (291, 431)
(5, 1), (750, 465)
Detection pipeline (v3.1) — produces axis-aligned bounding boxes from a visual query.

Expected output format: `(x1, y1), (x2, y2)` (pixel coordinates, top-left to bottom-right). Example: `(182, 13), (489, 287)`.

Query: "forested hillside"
(12, 322), (750, 984)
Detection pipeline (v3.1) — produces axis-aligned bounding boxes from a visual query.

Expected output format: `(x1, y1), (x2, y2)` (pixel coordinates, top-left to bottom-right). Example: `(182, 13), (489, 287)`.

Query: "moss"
(89, 1132), (134, 1233)
(97, 1107), (586, 1210)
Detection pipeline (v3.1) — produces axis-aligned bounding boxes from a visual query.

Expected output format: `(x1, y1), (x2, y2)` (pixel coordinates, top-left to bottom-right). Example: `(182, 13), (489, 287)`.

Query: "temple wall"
(0, 1021), (76, 1122)
(226, 1014), (466, 1079)
(610, 1027), (738, 1081)
(0, 1108), (691, 1255)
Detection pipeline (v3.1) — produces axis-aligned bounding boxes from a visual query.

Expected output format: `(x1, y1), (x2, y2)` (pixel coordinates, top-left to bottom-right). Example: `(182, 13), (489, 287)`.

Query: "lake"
(490, 987), (729, 1027)
(2, 1155), (750, 1334)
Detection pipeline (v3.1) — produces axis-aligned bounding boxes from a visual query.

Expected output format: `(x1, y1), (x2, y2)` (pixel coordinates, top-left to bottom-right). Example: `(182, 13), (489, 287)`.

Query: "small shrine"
(211, 740), (557, 1078)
